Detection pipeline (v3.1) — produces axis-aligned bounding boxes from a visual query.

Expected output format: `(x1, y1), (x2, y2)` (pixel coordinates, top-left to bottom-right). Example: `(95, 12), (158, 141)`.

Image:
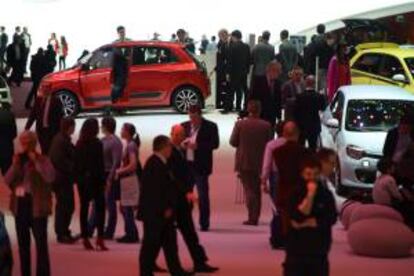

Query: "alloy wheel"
(174, 88), (201, 113)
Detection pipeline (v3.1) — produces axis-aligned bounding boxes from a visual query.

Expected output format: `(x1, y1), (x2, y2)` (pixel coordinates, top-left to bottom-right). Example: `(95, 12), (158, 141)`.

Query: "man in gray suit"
(251, 31), (275, 85)
(230, 100), (273, 225)
(278, 30), (298, 83)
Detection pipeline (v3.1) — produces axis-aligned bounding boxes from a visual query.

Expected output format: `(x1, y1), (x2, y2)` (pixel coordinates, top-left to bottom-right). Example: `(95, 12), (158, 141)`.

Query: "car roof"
(360, 47), (414, 59)
(338, 85), (414, 101)
(105, 40), (185, 49)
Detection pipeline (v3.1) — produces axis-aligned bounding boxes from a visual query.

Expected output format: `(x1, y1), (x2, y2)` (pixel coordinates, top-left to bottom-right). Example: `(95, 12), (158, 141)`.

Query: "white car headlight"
(346, 145), (365, 160)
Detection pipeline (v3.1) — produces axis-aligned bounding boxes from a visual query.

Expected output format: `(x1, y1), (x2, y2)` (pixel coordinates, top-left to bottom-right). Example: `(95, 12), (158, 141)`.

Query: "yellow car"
(350, 43), (414, 93)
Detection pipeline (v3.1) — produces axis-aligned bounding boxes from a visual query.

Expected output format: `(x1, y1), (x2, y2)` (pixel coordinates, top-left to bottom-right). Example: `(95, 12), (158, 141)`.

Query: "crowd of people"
(0, 22), (413, 276)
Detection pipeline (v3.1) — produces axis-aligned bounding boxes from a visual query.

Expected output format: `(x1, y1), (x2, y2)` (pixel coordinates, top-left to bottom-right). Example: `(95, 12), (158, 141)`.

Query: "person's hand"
(307, 181), (318, 198)
(186, 192), (195, 203)
(261, 180), (269, 194)
(164, 208), (173, 219)
(12, 154), (20, 166)
(188, 142), (197, 150)
(28, 151), (38, 162)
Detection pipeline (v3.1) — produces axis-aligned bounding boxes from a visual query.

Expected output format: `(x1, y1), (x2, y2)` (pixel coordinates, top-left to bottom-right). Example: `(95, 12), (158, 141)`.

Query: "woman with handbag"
(75, 118), (108, 251)
(4, 131), (55, 276)
(115, 123), (141, 244)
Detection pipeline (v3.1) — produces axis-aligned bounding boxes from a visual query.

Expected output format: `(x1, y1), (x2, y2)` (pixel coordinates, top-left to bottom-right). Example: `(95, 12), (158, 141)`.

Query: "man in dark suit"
(0, 26), (8, 72)
(182, 105), (219, 231)
(0, 102), (17, 175)
(281, 66), (305, 120)
(273, 121), (309, 247)
(383, 113), (413, 163)
(249, 61), (283, 128)
(139, 135), (193, 276)
(25, 48), (47, 110)
(215, 29), (230, 109)
(25, 93), (64, 154)
(49, 118), (77, 244)
(6, 35), (25, 87)
(225, 30), (251, 113)
(294, 75), (326, 152)
(167, 124), (219, 273)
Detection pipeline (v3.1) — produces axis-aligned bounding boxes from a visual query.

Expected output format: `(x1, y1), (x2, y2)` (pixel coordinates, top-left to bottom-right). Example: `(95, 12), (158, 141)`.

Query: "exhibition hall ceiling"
(2, 0), (412, 65)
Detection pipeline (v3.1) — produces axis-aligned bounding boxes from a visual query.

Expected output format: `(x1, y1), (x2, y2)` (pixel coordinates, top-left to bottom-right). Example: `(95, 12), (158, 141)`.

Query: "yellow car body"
(350, 43), (414, 93)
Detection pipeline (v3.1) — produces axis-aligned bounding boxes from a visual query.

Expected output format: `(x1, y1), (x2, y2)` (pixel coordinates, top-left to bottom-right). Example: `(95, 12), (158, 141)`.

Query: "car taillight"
(346, 145), (365, 160)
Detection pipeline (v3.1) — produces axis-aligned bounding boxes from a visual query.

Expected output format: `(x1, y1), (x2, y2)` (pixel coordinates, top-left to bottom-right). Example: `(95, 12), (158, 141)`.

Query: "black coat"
(139, 154), (177, 222)
(249, 75), (282, 126)
(287, 181), (337, 256)
(49, 132), (75, 183)
(30, 53), (47, 82)
(75, 138), (106, 195)
(294, 90), (326, 135)
(0, 108), (17, 173)
(182, 119), (220, 176)
(227, 41), (251, 78)
(216, 40), (229, 75)
(6, 43), (25, 67)
(383, 127), (399, 159)
(168, 146), (194, 196)
(25, 95), (64, 135)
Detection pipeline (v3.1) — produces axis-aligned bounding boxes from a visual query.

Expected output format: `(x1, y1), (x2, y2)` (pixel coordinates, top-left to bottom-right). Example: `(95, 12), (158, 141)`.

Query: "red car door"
(80, 47), (113, 107)
(126, 46), (174, 107)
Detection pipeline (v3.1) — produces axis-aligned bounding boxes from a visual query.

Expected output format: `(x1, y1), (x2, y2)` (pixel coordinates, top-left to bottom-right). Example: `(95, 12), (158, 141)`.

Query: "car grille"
(355, 169), (377, 184)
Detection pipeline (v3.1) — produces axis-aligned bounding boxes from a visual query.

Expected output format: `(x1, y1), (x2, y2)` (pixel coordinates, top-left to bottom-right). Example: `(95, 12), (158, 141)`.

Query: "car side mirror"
(326, 118), (339, 129)
(392, 74), (408, 84)
(81, 63), (91, 71)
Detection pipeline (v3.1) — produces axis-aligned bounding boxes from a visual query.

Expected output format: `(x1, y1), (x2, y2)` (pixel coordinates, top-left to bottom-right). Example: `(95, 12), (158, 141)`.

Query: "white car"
(0, 76), (12, 105)
(320, 85), (414, 195)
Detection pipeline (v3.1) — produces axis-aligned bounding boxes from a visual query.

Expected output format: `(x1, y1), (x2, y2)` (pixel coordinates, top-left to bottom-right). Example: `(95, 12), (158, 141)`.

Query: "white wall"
(1, 0), (412, 66)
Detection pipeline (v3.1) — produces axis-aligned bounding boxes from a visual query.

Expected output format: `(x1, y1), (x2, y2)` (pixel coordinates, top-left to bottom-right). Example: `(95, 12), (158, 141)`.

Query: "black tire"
(172, 86), (202, 114)
(56, 90), (80, 117)
(334, 160), (348, 197)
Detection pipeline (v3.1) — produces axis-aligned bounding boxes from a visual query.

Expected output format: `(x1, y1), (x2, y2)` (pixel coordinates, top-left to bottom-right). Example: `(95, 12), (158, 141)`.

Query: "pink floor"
(1, 112), (413, 276)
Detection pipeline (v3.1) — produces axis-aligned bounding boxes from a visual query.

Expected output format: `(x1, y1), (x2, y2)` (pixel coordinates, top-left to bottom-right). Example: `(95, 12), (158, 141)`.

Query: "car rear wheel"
(172, 87), (202, 114)
(56, 90), (80, 117)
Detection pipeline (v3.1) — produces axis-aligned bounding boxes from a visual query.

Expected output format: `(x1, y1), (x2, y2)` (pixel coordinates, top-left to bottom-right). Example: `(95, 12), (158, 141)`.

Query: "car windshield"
(346, 99), (414, 132)
(405, 58), (414, 78)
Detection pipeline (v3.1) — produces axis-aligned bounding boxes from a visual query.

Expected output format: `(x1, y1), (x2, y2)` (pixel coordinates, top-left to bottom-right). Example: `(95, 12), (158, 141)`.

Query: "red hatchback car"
(37, 41), (211, 116)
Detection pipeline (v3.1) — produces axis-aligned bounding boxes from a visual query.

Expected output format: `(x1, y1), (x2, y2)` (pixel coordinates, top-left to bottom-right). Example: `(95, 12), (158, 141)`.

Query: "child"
(0, 211), (13, 276)
(373, 158), (403, 206)
(284, 157), (337, 276)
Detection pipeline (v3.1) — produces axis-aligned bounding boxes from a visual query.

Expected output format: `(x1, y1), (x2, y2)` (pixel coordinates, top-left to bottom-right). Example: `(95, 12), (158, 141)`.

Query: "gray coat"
(252, 42), (275, 76)
(230, 117), (273, 173)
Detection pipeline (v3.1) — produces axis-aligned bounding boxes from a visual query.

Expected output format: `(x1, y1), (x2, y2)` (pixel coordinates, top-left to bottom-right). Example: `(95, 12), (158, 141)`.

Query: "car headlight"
(346, 145), (365, 160)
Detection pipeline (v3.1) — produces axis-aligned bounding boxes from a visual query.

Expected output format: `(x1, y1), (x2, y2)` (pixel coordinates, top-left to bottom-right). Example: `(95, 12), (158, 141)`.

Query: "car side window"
(330, 91), (344, 122)
(89, 48), (113, 69)
(352, 53), (382, 74)
(378, 55), (406, 79)
(132, 47), (178, 65)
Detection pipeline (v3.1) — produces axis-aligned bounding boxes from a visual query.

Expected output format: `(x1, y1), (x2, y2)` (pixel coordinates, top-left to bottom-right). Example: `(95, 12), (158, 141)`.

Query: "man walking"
(21, 27), (32, 73)
(215, 29), (230, 109)
(0, 26), (8, 72)
(182, 105), (219, 231)
(278, 30), (298, 83)
(230, 100), (273, 225)
(251, 31), (275, 85)
(138, 135), (193, 276)
(226, 30), (251, 113)
(25, 48), (47, 109)
(49, 117), (77, 244)
(294, 75), (326, 152)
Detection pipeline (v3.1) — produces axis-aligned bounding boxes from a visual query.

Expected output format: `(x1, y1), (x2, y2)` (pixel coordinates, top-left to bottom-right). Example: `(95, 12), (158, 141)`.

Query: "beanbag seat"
(339, 200), (362, 230)
(349, 204), (403, 226)
(348, 218), (414, 258)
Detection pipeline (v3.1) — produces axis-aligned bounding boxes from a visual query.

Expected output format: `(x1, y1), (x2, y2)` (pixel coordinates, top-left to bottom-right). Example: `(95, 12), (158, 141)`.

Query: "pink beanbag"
(349, 204), (404, 226)
(348, 218), (414, 258)
(339, 200), (362, 230)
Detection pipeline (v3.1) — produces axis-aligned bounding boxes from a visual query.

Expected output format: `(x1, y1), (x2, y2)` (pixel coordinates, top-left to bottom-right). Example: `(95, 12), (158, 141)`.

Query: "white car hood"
(343, 130), (388, 155)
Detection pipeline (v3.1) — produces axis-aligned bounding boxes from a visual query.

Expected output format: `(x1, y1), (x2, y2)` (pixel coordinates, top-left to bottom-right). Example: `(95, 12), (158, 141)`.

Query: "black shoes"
(116, 235), (139, 244)
(57, 235), (78, 244)
(243, 220), (258, 226)
(194, 263), (220, 273)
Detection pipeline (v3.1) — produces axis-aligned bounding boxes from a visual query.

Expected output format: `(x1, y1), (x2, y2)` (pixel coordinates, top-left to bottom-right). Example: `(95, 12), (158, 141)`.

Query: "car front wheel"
(172, 87), (202, 113)
(56, 90), (80, 117)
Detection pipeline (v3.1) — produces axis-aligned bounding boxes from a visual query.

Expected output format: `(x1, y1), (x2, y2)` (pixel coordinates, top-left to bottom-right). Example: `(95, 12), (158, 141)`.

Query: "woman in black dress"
(75, 118), (108, 251)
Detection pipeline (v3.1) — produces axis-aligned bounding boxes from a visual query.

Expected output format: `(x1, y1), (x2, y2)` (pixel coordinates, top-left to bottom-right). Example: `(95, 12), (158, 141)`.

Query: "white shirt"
(186, 124), (199, 162)
(261, 137), (287, 181)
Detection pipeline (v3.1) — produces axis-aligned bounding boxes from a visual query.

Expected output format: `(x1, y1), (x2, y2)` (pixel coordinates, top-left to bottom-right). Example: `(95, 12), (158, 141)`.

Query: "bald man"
(167, 125), (219, 273)
(294, 75), (327, 152)
(272, 121), (310, 247)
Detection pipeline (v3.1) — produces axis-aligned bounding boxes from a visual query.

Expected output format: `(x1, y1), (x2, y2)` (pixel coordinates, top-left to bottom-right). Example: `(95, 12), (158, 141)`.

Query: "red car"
(37, 41), (210, 116)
